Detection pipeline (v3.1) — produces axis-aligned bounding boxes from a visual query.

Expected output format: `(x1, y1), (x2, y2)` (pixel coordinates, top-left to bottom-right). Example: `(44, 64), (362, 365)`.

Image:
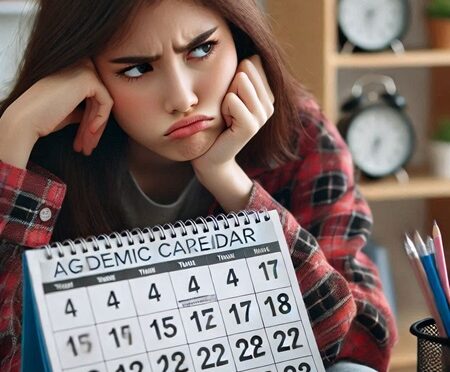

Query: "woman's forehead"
(104, 0), (225, 54)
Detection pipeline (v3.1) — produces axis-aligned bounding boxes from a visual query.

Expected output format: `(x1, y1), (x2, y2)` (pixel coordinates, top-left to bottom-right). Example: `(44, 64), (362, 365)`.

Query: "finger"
(238, 56), (275, 107)
(248, 55), (275, 102)
(229, 72), (267, 125)
(222, 92), (259, 137)
(219, 93), (260, 158)
(236, 59), (274, 122)
(84, 120), (107, 156)
(83, 100), (108, 155)
(88, 85), (113, 134)
(73, 99), (93, 152)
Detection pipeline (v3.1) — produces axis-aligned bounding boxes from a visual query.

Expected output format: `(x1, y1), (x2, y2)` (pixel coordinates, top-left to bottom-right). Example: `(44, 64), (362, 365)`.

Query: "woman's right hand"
(0, 59), (114, 168)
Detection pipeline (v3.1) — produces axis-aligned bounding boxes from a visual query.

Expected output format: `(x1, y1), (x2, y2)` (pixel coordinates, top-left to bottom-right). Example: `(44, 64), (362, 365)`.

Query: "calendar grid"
(84, 284), (107, 365)
(51, 250), (312, 371)
(43, 293), (61, 368)
(224, 253), (272, 371)
(241, 362), (276, 372)
(252, 244), (317, 367)
(280, 355), (320, 370)
(167, 265), (197, 370)
(125, 280), (153, 369)
(205, 261), (239, 371)
(25, 211), (326, 372)
(244, 254), (277, 367)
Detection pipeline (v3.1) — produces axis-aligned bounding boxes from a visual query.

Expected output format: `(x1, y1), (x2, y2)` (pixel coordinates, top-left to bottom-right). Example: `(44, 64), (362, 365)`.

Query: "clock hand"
(371, 137), (382, 155)
(366, 8), (375, 22)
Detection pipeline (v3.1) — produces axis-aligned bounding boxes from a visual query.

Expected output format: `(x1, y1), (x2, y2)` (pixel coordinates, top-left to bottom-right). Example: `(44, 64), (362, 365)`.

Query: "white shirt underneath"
(121, 169), (214, 228)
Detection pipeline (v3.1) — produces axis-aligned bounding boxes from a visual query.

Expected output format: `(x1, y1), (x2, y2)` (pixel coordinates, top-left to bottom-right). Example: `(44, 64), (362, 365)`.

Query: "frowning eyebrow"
(109, 26), (218, 64)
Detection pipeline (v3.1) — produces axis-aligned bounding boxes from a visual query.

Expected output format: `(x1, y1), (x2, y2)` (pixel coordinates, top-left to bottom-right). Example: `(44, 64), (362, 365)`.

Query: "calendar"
(22, 210), (325, 372)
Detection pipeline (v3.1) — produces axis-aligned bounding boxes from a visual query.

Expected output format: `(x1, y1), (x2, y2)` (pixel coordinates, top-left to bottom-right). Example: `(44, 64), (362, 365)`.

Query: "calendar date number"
(284, 362), (311, 372)
(115, 361), (144, 372)
(236, 335), (266, 361)
(157, 351), (188, 372)
(197, 344), (229, 369)
(66, 333), (92, 356)
(274, 327), (303, 352)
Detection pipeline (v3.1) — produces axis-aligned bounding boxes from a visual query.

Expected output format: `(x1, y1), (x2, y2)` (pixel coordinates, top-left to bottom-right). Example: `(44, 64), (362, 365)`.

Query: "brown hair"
(0, 0), (305, 241)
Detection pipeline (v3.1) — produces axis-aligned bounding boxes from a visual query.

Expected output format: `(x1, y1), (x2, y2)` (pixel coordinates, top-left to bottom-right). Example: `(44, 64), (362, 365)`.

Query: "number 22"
(157, 351), (188, 372)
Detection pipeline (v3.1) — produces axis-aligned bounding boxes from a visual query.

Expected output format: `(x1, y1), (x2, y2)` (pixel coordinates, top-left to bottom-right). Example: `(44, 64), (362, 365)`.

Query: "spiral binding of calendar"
(44, 209), (270, 259)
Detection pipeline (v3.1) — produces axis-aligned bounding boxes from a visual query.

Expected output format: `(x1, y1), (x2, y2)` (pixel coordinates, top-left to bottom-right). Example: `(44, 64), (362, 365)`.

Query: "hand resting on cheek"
(191, 54), (275, 172)
(190, 54), (275, 213)
(0, 58), (113, 169)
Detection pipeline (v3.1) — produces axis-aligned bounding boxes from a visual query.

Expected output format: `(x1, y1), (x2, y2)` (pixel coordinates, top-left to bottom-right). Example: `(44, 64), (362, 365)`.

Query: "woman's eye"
(123, 63), (152, 78)
(190, 42), (214, 58)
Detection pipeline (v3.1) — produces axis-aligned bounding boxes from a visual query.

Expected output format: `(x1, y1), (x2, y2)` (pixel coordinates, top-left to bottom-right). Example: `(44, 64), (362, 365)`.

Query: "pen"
(415, 231), (450, 336)
(404, 234), (447, 337)
(432, 221), (450, 306)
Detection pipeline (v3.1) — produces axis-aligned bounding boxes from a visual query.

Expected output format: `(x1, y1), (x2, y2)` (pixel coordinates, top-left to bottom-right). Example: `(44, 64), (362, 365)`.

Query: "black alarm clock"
(338, 75), (415, 179)
(338, 0), (410, 52)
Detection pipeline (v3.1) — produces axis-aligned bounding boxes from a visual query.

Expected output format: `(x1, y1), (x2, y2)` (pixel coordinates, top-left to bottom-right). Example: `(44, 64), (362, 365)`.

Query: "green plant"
(427, 0), (450, 18)
(433, 117), (450, 142)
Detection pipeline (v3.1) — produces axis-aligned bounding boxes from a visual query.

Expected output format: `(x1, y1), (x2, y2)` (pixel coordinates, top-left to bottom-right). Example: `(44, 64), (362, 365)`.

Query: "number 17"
(258, 259), (278, 280)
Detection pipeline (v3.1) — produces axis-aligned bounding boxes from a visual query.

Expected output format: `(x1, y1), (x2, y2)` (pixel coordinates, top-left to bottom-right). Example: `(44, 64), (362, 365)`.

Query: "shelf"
(360, 171), (450, 201)
(0, 1), (36, 15)
(333, 50), (450, 69)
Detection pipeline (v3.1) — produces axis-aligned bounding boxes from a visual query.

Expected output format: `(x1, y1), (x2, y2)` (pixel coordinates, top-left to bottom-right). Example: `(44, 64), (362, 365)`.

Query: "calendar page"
(23, 210), (325, 372)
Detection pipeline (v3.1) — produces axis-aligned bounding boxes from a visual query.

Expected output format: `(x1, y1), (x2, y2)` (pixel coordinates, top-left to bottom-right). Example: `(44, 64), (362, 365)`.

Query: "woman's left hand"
(193, 54), (274, 171)
(191, 54), (274, 212)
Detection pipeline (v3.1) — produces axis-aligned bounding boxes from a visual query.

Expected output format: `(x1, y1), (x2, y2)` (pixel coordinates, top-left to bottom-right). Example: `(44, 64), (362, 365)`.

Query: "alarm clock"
(338, 0), (410, 52)
(338, 75), (415, 179)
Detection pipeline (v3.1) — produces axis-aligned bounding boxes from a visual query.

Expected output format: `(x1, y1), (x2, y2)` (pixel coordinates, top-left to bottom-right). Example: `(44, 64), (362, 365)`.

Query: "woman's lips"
(166, 119), (212, 139)
(165, 116), (214, 139)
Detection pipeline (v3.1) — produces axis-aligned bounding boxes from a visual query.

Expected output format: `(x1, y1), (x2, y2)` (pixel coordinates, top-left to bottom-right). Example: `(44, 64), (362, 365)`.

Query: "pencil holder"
(410, 318), (450, 371)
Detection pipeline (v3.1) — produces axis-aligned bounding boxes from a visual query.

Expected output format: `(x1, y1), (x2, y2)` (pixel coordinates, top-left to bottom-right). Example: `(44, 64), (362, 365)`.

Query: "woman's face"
(94, 0), (238, 162)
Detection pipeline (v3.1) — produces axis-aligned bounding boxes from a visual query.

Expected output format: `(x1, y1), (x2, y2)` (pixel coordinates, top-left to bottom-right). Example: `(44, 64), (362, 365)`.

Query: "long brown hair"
(0, 0), (305, 241)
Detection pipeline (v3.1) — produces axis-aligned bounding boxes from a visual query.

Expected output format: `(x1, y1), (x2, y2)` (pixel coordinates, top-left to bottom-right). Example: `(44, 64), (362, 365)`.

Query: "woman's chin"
(173, 130), (221, 161)
(175, 139), (216, 161)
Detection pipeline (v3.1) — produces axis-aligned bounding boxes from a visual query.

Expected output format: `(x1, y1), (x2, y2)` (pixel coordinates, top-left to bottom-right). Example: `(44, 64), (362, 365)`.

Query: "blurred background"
(2, 0), (450, 370)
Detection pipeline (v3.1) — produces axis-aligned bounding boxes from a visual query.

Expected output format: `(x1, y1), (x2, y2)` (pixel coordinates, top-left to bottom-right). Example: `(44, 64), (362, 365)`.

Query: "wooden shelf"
(333, 50), (450, 69)
(360, 171), (450, 201)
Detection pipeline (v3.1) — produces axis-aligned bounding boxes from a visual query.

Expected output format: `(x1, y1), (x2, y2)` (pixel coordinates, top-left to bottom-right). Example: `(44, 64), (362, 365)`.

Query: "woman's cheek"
(213, 51), (238, 99)
(112, 91), (152, 127)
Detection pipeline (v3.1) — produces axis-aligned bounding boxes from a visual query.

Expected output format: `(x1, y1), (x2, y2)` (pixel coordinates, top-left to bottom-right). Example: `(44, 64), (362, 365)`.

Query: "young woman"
(0, 0), (397, 371)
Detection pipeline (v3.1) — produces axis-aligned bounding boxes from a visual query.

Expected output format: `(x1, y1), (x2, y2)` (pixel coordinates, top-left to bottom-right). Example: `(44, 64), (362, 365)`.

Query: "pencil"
(432, 221), (450, 306)
(415, 231), (450, 336)
(404, 235), (447, 337)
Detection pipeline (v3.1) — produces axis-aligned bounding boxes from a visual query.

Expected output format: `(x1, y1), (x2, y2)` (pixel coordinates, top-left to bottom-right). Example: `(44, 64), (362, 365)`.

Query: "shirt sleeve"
(0, 160), (66, 372)
(0, 160), (66, 247)
(245, 100), (397, 371)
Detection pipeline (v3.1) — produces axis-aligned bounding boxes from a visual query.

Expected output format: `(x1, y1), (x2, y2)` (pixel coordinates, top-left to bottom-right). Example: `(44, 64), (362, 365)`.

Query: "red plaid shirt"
(0, 100), (397, 371)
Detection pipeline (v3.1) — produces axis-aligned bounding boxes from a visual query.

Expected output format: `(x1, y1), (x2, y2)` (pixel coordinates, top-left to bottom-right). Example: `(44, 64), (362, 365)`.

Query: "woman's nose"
(163, 65), (198, 114)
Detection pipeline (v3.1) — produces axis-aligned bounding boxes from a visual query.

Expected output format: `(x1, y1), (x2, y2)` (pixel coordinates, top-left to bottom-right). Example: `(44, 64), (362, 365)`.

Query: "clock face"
(346, 105), (414, 177)
(338, 0), (409, 51)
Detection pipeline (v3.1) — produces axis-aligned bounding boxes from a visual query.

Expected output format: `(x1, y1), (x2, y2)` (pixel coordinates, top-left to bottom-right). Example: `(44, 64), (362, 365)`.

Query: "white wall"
(0, 1), (34, 98)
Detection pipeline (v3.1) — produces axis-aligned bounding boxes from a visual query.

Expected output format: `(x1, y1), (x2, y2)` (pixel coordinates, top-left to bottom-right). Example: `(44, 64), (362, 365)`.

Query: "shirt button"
(39, 207), (52, 222)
